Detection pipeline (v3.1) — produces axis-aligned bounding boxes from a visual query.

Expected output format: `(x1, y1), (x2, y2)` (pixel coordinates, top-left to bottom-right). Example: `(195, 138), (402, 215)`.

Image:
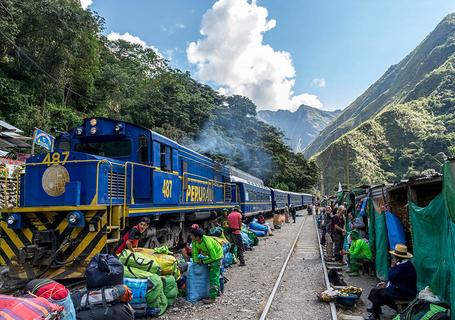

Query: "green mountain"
(257, 105), (341, 152)
(312, 13), (455, 192)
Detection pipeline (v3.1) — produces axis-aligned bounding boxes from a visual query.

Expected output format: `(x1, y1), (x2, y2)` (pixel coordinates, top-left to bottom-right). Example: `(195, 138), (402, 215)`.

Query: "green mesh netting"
(443, 161), (455, 223)
(410, 193), (455, 319)
(371, 199), (389, 281)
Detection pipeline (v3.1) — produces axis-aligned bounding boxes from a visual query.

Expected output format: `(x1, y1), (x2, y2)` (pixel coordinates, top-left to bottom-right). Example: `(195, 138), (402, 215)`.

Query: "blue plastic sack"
(186, 262), (209, 303)
(51, 295), (75, 320)
(249, 222), (268, 232)
(124, 277), (148, 304)
(223, 252), (234, 268)
(241, 232), (252, 247)
(385, 210), (406, 250)
(249, 229), (267, 237)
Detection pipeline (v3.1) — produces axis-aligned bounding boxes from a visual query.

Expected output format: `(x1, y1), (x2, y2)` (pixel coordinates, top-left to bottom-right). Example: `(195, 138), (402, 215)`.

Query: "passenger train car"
(0, 118), (313, 283)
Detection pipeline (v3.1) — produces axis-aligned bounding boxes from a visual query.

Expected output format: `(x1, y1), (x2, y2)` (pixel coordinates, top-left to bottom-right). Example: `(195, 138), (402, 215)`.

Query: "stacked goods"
(340, 286), (362, 298)
(122, 260), (169, 316)
(0, 294), (63, 320)
(161, 275), (178, 306)
(242, 229), (259, 246)
(74, 254), (134, 320)
(25, 279), (76, 320)
(186, 262), (210, 303)
(119, 250), (161, 275)
(0, 163), (22, 209)
(123, 278), (160, 317)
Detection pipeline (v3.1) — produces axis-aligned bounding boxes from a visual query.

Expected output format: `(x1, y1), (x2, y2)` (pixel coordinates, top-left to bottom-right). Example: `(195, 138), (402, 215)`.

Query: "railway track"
(259, 215), (334, 320)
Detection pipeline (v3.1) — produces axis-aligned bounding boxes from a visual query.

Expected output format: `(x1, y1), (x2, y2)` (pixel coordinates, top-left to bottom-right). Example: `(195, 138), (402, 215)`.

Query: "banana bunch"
(340, 286), (362, 295)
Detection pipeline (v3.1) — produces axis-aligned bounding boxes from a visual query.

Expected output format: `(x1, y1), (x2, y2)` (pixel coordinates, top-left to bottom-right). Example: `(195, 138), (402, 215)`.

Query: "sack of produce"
(249, 229), (267, 237)
(123, 278), (149, 304)
(0, 294), (63, 320)
(119, 250), (161, 274)
(123, 266), (168, 316)
(240, 231), (253, 248)
(161, 275), (178, 306)
(75, 302), (134, 320)
(25, 279), (75, 320)
(249, 221), (268, 232)
(186, 262), (210, 303)
(86, 254), (124, 289)
(222, 252), (234, 268)
(149, 253), (178, 277)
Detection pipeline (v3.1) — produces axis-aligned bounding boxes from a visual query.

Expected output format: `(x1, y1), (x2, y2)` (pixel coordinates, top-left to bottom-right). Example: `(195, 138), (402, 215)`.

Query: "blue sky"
(87, 0), (455, 111)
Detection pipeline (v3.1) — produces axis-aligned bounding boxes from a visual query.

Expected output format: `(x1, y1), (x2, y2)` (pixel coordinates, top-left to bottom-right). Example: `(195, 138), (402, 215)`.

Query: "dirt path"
(162, 212), (329, 320)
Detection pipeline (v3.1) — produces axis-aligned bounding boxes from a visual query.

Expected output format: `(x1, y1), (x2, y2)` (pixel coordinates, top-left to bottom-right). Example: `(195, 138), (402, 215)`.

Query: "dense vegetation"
(0, 0), (318, 191)
(312, 13), (455, 191)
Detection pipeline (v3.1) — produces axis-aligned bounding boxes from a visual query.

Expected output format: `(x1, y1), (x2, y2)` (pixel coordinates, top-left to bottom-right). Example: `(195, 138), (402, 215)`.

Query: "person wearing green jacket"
(191, 227), (224, 304)
(345, 230), (372, 276)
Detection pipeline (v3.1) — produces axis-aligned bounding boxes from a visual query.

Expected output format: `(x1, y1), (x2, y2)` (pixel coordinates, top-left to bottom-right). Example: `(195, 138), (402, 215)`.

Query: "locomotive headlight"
(75, 127), (84, 135)
(90, 127), (97, 135)
(67, 211), (84, 228)
(90, 118), (97, 126)
(114, 123), (123, 134)
(7, 215), (15, 225)
(6, 213), (22, 229)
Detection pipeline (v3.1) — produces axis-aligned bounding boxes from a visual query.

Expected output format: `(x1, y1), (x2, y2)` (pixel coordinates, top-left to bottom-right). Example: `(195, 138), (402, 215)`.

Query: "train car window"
(138, 135), (148, 164)
(160, 144), (166, 170)
(159, 144), (172, 171)
(75, 140), (131, 157)
(56, 139), (70, 151)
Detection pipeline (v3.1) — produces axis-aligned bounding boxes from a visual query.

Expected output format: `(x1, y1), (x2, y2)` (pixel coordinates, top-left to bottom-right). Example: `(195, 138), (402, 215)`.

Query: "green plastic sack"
(161, 275), (178, 306)
(153, 246), (173, 255)
(123, 266), (169, 316)
(119, 249), (161, 274)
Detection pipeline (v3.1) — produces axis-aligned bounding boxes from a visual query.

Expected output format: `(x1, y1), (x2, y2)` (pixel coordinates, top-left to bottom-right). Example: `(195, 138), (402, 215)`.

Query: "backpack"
(86, 254), (124, 289)
(392, 299), (450, 320)
(75, 302), (134, 320)
(72, 285), (132, 311)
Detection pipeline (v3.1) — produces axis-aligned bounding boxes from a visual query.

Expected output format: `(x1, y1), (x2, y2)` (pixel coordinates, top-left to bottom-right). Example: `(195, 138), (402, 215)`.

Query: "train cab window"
(75, 140), (131, 158)
(159, 144), (172, 172)
(138, 135), (148, 164)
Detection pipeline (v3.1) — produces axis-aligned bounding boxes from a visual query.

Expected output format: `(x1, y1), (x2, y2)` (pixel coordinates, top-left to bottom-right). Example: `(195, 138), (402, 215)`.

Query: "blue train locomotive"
(0, 117), (312, 282)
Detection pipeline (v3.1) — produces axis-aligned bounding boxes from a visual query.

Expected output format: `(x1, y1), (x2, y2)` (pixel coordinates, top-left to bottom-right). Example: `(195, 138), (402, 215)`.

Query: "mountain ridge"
(257, 105), (341, 152)
(305, 13), (455, 158)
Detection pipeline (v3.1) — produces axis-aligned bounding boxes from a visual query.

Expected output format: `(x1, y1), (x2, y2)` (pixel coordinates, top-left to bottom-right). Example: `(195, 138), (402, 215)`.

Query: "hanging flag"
(32, 128), (54, 153)
(337, 182), (342, 192)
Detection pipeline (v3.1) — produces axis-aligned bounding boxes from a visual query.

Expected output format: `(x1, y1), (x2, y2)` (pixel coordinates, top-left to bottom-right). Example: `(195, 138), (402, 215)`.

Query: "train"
(0, 117), (313, 284)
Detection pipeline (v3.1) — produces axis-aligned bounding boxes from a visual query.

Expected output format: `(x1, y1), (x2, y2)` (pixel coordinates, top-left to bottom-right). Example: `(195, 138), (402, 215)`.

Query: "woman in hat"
(365, 244), (417, 320)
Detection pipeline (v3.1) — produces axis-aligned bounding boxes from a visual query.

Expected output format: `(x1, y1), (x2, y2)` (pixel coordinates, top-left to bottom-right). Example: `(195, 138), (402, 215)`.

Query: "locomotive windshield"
(75, 139), (131, 158)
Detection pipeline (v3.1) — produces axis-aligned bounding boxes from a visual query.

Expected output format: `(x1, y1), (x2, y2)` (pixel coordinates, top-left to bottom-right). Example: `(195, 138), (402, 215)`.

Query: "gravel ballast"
(163, 212), (330, 320)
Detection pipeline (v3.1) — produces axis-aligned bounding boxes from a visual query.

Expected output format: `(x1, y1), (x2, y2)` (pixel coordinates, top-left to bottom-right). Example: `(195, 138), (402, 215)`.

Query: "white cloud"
(311, 78), (326, 88)
(107, 32), (147, 48)
(80, 0), (92, 9)
(187, 0), (322, 111)
(161, 24), (186, 35)
(107, 32), (162, 56)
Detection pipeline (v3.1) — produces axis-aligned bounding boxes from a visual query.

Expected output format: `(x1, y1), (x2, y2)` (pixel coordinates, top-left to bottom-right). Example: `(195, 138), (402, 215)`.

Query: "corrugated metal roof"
(0, 120), (23, 133)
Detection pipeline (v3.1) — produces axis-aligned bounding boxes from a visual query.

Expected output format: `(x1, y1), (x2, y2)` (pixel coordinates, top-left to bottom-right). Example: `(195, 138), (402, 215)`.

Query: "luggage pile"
(0, 294), (64, 320)
(119, 248), (180, 317)
(24, 279), (76, 320)
(248, 218), (269, 237)
(72, 253), (134, 320)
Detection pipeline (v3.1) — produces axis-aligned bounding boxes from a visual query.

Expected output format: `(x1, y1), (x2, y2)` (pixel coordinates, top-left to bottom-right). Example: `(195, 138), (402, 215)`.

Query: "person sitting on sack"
(114, 217), (150, 255)
(191, 227), (224, 304)
(366, 244), (417, 320)
(343, 230), (372, 276)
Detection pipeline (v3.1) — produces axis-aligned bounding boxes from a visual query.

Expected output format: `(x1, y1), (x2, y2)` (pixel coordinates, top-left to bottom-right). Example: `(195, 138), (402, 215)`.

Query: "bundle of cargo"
(72, 254), (134, 320)
(0, 163), (22, 208)
(248, 219), (268, 237)
(0, 294), (63, 320)
(24, 279), (76, 320)
(120, 248), (180, 317)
